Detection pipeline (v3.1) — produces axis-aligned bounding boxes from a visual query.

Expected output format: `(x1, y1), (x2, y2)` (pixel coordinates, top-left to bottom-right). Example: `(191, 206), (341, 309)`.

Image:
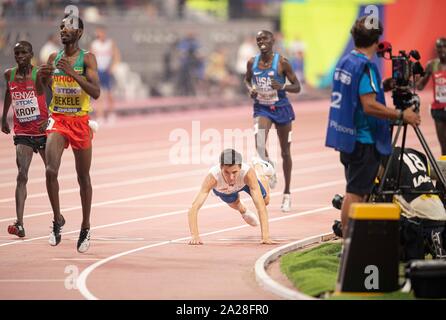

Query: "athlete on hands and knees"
(417, 37), (446, 155)
(188, 149), (276, 245)
(39, 15), (100, 253)
(1, 41), (50, 238)
(245, 30), (301, 213)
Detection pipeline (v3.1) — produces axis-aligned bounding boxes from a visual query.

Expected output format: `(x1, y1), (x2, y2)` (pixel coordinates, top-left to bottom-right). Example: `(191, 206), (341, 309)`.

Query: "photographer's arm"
(416, 61), (433, 91)
(360, 93), (421, 126)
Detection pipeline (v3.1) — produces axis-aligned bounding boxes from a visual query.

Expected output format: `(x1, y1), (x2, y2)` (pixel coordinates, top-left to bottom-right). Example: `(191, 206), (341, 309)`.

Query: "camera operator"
(325, 16), (421, 238)
(416, 37), (446, 155)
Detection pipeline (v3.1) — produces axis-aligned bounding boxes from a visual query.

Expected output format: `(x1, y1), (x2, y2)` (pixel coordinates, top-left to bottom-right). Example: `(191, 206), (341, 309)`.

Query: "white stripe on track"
(77, 205), (333, 300)
(0, 179), (343, 247)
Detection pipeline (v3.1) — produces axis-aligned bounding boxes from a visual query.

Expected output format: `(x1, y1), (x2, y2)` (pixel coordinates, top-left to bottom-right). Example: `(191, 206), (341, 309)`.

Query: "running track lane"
(0, 92), (440, 299)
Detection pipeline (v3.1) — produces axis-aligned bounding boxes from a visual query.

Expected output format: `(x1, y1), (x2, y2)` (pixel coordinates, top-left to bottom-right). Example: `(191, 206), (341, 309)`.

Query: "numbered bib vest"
(8, 67), (48, 136)
(49, 49), (91, 116)
(251, 53), (290, 107)
(431, 59), (446, 109)
(325, 51), (391, 155)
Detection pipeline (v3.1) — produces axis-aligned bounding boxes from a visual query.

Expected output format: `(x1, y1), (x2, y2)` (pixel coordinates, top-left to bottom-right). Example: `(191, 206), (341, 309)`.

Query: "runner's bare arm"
(244, 58), (258, 98)
(188, 174), (216, 245)
(245, 168), (273, 244)
(1, 70), (12, 134)
(271, 56), (301, 93)
(38, 52), (57, 89)
(417, 60), (433, 91)
(111, 41), (121, 71)
(56, 52), (100, 99)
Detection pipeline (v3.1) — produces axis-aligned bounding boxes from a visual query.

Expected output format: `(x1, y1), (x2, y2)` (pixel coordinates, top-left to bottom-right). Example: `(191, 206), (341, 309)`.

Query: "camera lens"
(332, 194), (344, 210)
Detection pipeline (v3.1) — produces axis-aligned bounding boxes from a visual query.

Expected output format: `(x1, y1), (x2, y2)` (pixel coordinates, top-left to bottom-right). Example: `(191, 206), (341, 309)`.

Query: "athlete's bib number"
(46, 117), (55, 130)
(256, 88), (279, 105)
(13, 97), (40, 123)
(435, 84), (446, 103)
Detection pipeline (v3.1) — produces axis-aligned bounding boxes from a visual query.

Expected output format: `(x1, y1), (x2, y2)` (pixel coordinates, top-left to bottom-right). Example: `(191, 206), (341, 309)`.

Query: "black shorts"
(431, 109), (446, 122)
(13, 135), (47, 153)
(340, 142), (381, 195)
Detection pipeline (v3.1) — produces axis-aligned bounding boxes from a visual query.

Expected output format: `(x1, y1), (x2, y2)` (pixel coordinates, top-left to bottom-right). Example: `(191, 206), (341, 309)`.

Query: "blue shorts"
(98, 70), (113, 90)
(213, 180), (267, 204)
(254, 103), (295, 125)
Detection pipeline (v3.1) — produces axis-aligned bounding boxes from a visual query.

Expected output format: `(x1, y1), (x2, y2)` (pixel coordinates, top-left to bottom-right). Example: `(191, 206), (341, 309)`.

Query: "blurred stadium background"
(0, 0), (445, 114)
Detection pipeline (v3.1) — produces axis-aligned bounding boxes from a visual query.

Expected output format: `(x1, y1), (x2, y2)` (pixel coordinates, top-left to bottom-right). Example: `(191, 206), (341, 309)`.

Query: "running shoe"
(281, 193), (291, 212)
(7, 221), (25, 238)
(77, 228), (91, 253)
(49, 215), (65, 246)
(88, 120), (99, 133)
(268, 161), (278, 189)
(252, 157), (275, 178)
(241, 210), (259, 227)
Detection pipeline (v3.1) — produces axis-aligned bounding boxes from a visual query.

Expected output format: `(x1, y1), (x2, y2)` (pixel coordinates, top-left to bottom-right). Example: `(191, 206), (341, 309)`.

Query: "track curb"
(254, 232), (335, 300)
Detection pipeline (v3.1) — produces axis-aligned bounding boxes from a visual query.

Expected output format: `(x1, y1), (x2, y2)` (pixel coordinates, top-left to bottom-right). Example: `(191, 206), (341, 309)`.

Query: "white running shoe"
(252, 157), (277, 189)
(241, 210), (259, 227)
(252, 157), (275, 177)
(268, 164), (278, 189)
(281, 194), (291, 212)
(77, 228), (91, 253)
(88, 120), (99, 133)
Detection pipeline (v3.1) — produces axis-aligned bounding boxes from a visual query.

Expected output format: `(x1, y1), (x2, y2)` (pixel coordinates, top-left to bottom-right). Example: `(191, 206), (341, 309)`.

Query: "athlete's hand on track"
(188, 237), (203, 245)
(1, 120), (10, 134)
(56, 58), (75, 77)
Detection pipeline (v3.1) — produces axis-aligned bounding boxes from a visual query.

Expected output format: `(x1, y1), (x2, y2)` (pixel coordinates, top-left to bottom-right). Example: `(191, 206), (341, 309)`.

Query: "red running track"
(0, 92), (441, 299)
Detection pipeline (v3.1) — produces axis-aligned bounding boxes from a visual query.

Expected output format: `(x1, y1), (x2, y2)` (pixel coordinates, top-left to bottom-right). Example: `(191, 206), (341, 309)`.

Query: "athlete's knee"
(77, 174), (91, 187)
(281, 148), (291, 159)
(45, 166), (59, 181)
(16, 170), (28, 185)
(264, 195), (270, 206)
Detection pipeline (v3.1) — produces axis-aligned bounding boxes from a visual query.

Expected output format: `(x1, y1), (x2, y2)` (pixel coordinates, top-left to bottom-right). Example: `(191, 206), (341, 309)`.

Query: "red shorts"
(46, 113), (93, 150)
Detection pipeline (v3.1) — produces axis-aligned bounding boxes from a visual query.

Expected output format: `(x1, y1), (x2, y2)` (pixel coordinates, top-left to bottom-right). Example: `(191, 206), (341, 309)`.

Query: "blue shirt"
(251, 53), (291, 107)
(325, 49), (391, 155)
(354, 51), (381, 144)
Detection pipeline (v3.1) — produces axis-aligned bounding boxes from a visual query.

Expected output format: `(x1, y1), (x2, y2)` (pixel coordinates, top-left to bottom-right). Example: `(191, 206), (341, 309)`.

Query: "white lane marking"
(0, 279), (65, 282)
(0, 179), (343, 248)
(0, 162), (340, 221)
(77, 206), (334, 300)
(0, 169), (205, 203)
(51, 258), (101, 261)
(0, 186), (198, 224)
(0, 149), (338, 202)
